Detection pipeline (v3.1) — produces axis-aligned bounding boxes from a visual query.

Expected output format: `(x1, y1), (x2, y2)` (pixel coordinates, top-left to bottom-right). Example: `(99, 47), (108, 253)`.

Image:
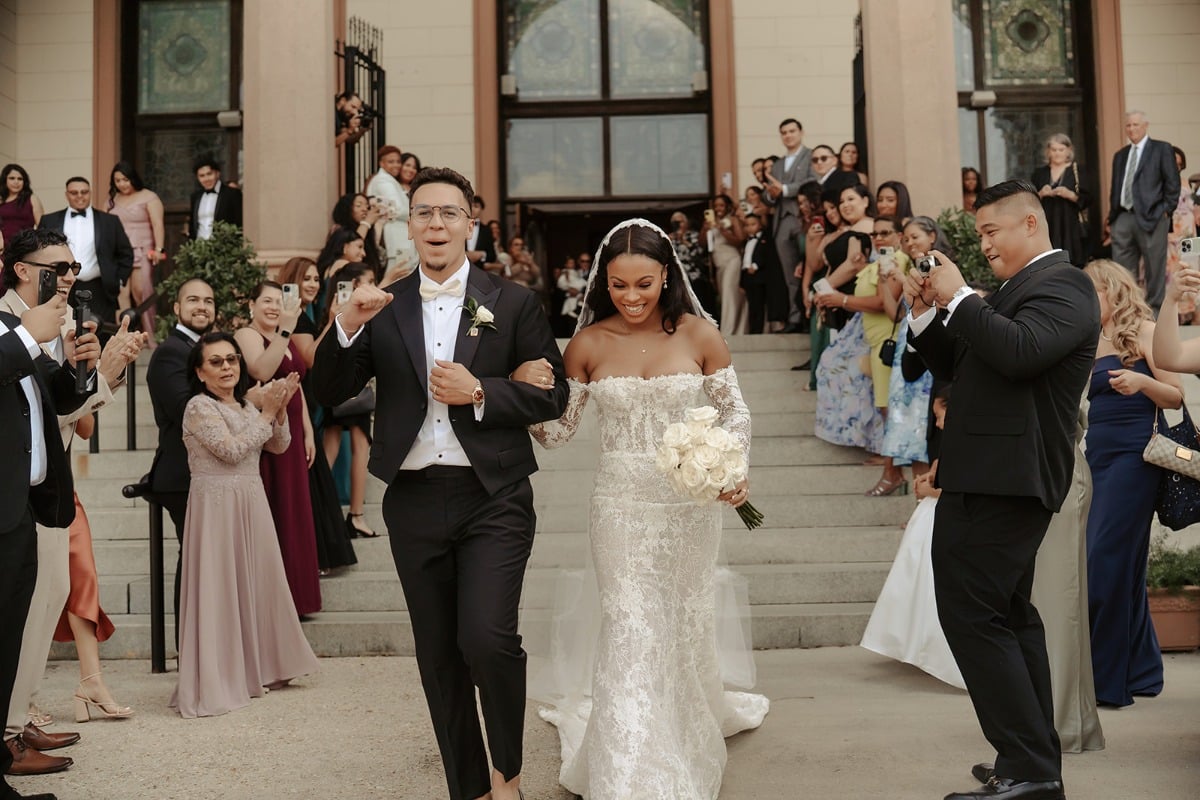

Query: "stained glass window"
(608, 0), (705, 99)
(505, 0), (602, 101)
(609, 115), (707, 195)
(507, 118), (605, 198)
(141, 129), (231, 204)
(138, 0), (232, 114)
(984, 106), (1083, 184)
(981, 0), (1074, 86)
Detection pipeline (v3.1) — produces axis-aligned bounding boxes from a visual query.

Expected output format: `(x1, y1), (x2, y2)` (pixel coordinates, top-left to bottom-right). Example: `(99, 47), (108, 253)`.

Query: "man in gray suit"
(763, 118), (816, 331)
(1108, 109), (1179, 312)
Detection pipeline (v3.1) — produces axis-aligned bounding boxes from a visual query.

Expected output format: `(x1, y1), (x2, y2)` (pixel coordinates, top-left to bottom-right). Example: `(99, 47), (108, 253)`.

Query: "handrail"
(122, 479), (166, 673)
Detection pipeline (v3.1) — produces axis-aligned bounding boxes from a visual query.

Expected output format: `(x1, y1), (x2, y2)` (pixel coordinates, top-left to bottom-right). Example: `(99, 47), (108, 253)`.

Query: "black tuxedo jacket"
(1108, 138), (1180, 231)
(188, 184), (244, 237)
(910, 251), (1099, 512)
(469, 222), (497, 269)
(0, 311), (91, 530)
(147, 328), (198, 494)
(40, 207), (134, 313)
(312, 266), (568, 495)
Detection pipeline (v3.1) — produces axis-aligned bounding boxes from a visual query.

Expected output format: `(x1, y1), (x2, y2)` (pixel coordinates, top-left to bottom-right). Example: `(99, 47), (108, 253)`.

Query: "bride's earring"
(663, 279), (668, 288)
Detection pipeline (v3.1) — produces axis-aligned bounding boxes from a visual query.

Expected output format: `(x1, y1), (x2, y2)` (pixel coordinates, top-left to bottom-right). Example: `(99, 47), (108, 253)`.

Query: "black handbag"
(332, 381), (375, 419)
(1152, 405), (1200, 530)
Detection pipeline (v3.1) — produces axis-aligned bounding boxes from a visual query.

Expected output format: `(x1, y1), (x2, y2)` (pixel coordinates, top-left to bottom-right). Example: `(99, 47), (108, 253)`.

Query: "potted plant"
(936, 208), (1000, 291)
(1146, 533), (1200, 652)
(155, 222), (266, 341)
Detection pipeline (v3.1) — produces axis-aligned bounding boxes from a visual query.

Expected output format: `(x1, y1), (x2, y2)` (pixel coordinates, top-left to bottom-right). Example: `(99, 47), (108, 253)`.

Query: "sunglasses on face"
(23, 260), (82, 276)
(205, 354), (242, 368)
(812, 155), (834, 163)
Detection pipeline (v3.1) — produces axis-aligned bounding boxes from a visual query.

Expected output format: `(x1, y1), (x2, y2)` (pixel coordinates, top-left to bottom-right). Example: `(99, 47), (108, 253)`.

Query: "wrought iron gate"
(336, 17), (386, 193)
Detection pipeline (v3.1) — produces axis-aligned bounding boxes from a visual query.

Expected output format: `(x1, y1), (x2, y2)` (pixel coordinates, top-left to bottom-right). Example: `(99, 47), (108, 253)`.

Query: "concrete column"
(242, 0), (336, 265)
(861, 0), (962, 217)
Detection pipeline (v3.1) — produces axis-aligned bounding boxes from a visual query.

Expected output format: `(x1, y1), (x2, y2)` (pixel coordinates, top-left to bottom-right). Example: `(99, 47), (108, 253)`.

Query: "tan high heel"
(73, 673), (134, 722)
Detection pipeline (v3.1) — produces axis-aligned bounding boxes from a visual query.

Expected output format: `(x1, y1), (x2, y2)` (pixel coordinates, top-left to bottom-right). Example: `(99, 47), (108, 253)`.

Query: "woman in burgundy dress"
(234, 281), (322, 616)
(0, 164), (43, 269)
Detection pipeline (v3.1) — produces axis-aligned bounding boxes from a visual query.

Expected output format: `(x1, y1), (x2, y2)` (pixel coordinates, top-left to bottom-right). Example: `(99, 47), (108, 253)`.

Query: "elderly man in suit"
(0, 227), (102, 800)
(905, 180), (1099, 800)
(39, 178), (133, 338)
(1108, 110), (1180, 312)
(313, 167), (567, 800)
(187, 156), (243, 241)
(145, 277), (215, 646)
(762, 118), (816, 331)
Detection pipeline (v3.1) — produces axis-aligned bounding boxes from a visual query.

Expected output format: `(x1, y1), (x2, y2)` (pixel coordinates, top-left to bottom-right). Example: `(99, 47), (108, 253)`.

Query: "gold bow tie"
(418, 278), (464, 302)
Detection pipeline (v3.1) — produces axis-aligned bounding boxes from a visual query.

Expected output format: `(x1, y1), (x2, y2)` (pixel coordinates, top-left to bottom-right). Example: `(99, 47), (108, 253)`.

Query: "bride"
(521, 219), (769, 799)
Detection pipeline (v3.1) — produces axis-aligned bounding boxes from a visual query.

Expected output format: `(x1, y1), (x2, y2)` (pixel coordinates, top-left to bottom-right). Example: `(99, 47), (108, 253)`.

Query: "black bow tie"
(204, 188), (218, 195)
(70, 210), (86, 218)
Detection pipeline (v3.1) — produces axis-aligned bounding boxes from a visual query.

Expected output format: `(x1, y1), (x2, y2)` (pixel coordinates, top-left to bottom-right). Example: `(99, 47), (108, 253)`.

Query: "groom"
(904, 181), (1098, 800)
(312, 166), (568, 800)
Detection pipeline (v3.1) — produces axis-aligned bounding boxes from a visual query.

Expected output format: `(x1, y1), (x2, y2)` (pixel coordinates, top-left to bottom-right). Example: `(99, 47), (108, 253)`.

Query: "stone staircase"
(52, 334), (915, 661)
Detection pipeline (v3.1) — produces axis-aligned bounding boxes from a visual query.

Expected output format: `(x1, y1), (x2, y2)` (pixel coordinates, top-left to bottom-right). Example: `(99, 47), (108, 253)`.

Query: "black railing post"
(125, 361), (137, 451)
(148, 498), (166, 673)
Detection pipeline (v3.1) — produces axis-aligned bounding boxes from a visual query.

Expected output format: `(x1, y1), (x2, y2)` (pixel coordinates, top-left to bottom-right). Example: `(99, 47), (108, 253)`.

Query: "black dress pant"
(0, 508), (38, 782)
(932, 492), (1061, 782)
(743, 280), (767, 334)
(382, 466), (535, 800)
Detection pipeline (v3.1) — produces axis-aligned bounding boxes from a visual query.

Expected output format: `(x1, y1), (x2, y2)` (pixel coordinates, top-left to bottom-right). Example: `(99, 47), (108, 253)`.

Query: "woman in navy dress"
(1083, 260), (1182, 707)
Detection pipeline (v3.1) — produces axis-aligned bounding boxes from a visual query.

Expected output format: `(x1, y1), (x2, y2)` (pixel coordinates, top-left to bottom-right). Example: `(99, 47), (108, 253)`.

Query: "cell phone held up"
(336, 281), (353, 305)
(37, 268), (58, 305)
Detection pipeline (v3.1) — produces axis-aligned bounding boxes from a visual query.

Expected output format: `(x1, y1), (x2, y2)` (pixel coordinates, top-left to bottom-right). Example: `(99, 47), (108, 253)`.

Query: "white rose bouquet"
(655, 406), (763, 529)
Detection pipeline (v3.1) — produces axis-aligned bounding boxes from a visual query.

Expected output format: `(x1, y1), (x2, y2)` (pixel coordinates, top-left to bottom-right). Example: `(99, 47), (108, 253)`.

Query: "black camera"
(357, 107), (377, 129)
(915, 255), (938, 274)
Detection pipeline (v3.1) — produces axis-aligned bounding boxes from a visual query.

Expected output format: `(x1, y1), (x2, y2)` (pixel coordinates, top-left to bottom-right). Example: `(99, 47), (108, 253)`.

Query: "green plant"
(1147, 533), (1200, 593)
(155, 222), (266, 341)
(936, 207), (999, 291)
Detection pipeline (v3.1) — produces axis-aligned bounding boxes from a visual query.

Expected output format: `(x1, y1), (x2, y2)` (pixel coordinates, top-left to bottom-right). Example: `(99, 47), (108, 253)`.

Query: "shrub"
(1147, 532), (1200, 593)
(936, 207), (999, 291)
(155, 222), (266, 341)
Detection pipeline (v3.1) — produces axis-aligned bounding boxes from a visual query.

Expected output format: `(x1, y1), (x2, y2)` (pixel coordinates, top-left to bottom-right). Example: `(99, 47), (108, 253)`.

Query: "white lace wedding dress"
(530, 368), (769, 800)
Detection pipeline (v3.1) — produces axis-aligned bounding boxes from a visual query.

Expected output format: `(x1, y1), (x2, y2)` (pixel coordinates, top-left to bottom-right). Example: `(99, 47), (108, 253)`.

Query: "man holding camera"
(334, 91), (371, 148)
(904, 181), (1098, 800)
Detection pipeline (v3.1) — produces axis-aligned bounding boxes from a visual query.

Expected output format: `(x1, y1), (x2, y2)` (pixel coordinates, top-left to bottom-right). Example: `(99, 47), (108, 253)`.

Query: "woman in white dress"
(364, 146), (418, 282)
(525, 219), (768, 800)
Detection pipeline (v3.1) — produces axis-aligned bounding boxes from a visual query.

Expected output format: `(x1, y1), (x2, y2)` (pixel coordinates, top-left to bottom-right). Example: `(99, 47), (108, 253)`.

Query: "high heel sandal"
(73, 673), (133, 722)
(346, 512), (378, 538)
(865, 476), (909, 497)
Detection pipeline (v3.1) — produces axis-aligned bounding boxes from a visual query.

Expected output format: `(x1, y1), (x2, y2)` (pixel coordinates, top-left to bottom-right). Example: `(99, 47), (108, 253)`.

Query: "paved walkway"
(13, 647), (1199, 799)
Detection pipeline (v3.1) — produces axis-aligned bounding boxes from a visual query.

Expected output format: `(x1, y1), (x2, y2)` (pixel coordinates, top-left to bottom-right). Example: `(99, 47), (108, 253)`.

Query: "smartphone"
(37, 268), (58, 305)
(1182, 236), (1200, 259)
(336, 280), (353, 305)
(813, 278), (834, 294)
(738, 200), (752, 215)
(811, 215), (825, 231)
(282, 283), (299, 304)
(704, 209), (716, 225)
(877, 246), (896, 275)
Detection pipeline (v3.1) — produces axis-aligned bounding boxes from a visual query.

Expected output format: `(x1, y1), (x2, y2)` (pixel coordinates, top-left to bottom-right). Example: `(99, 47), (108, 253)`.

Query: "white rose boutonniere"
(461, 296), (498, 337)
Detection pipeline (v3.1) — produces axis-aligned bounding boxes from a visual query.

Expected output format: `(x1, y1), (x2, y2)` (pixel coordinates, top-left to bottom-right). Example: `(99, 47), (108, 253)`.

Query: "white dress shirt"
(175, 323), (201, 343)
(63, 207), (100, 282)
(196, 184), (220, 239)
(742, 235), (760, 270)
(0, 317), (49, 485)
(335, 260), (483, 470)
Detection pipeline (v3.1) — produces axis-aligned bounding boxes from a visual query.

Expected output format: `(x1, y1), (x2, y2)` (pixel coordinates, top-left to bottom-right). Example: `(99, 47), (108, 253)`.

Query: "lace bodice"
(183, 395), (290, 479)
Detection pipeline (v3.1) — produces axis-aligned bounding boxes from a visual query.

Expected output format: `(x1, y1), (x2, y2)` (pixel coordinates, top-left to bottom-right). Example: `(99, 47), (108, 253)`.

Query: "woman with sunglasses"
(171, 332), (318, 718)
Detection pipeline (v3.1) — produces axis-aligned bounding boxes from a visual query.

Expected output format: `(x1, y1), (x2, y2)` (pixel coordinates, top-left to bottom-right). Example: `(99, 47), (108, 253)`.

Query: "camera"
(915, 255), (938, 274)
(356, 107), (377, 129)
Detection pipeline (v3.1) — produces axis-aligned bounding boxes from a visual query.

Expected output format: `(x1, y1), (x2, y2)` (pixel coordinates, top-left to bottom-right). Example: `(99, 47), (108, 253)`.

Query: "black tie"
(70, 210), (86, 218)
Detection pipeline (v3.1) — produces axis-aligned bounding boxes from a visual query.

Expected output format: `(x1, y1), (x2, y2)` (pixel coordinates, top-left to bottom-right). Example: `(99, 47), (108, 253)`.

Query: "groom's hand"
(339, 284), (393, 337)
(430, 359), (478, 406)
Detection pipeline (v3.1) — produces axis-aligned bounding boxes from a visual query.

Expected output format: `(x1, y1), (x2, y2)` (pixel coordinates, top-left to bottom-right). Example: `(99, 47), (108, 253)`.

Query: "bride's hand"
(511, 357), (555, 390)
(718, 478), (750, 508)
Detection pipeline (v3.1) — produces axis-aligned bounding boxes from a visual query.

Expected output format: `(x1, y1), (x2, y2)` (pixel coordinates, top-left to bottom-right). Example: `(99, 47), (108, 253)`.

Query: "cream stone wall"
(1120, 0), (1200, 176)
(346, 0), (478, 186)
(5, 0), (93, 209)
(730, 0), (859, 197)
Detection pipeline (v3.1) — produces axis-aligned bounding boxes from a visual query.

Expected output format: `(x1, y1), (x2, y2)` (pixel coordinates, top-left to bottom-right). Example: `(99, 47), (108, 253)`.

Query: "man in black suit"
(187, 156), (243, 241)
(39, 178), (133, 336)
(313, 167), (567, 800)
(146, 278), (214, 644)
(739, 212), (786, 334)
(0, 228), (99, 800)
(905, 181), (1099, 800)
(466, 195), (496, 270)
(762, 118), (816, 330)
(1108, 110), (1180, 312)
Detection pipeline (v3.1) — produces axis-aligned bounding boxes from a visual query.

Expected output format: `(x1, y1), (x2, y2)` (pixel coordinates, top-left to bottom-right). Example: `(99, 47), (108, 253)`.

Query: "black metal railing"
(336, 16), (386, 193)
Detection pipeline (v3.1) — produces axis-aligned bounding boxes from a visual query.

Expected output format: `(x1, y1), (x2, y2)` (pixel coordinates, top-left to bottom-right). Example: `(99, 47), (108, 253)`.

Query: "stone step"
(48, 599), (872, 662)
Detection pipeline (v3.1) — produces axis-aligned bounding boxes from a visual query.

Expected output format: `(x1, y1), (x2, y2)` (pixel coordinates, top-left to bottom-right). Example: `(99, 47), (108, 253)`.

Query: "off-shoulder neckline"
(572, 365), (733, 387)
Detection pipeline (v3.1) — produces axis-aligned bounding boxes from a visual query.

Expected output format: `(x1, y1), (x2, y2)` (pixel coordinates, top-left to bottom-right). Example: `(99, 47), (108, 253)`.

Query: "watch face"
(472, 386), (485, 403)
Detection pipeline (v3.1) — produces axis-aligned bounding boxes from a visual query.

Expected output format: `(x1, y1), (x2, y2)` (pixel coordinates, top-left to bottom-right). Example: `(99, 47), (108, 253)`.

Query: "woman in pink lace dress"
(170, 332), (319, 718)
(107, 161), (165, 336)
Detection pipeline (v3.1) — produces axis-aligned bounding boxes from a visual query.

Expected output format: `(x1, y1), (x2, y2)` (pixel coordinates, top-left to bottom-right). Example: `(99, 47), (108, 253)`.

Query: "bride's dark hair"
(584, 224), (692, 334)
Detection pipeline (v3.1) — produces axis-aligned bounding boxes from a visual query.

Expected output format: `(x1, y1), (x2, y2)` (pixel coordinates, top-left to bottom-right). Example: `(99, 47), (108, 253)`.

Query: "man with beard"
(146, 278), (215, 644)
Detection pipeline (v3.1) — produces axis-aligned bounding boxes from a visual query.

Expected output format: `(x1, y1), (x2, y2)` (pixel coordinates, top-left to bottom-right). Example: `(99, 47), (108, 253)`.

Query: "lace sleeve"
(183, 396), (272, 465)
(263, 417), (292, 455)
(529, 380), (589, 450)
(703, 366), (751, 463)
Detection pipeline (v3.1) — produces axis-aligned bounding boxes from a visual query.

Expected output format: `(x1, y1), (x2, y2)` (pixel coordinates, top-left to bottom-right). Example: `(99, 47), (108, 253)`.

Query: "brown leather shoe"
(4, 736), (73, 775)
(22, 724), (79, 751)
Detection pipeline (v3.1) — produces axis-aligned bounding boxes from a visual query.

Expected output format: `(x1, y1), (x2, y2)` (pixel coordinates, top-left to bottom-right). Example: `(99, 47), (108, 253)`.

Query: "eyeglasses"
(411, 205), (469, 225)
(23, 260), (83, 276)
(811, 155), (834, 163)
(205, 354), (242, 368)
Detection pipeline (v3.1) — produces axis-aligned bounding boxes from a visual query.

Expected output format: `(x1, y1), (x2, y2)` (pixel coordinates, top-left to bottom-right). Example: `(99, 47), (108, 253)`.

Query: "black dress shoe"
(1, 789), (58, 800)
(773, 323), (803, 334)
(790, 360), (811, 371)
(971, 763), (996, 784)
(945, 777), (1065, 799)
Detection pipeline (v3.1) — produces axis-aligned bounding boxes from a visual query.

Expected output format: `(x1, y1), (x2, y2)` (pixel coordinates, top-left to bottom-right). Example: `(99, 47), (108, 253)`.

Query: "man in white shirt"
(312, 167), (567, 800)
(186, 156), (243, 242)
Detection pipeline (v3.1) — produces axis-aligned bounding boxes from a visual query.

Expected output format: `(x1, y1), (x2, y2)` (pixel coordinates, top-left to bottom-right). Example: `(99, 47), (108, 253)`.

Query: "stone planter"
(1148, 586), (1200, 652)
